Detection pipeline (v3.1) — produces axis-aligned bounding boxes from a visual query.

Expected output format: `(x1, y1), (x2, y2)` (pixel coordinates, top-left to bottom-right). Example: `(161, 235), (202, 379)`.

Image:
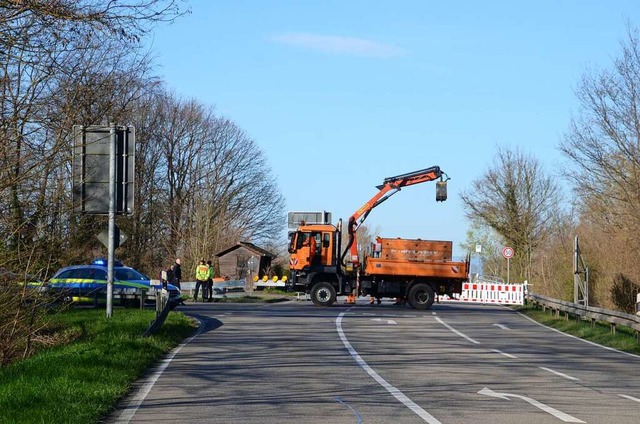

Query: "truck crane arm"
(341, 166), (449, 267)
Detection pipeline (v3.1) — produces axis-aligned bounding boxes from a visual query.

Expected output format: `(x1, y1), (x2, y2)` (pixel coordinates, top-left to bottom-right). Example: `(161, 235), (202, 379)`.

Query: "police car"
(47, 259), (182, 306)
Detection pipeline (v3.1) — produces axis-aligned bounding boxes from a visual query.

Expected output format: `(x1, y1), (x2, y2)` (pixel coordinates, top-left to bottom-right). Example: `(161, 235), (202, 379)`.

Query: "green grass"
(199, 288), (295, 304)
(514, 304), (640, 355)
(0, 308), (197, 424)
(261, 288), (298, 297)
(213, 293), (291, 303)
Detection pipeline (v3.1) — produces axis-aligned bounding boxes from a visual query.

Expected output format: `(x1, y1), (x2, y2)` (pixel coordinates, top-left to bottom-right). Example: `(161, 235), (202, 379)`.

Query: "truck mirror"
(436, 181), (447, 202)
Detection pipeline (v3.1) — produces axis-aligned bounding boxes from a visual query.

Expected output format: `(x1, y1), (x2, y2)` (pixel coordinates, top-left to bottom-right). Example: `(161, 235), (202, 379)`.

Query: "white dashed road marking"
(539, 366), (580, 381)
(618, 394), (640, 403)
(492, 349), (518, 359)
(435, 316), (480, 344)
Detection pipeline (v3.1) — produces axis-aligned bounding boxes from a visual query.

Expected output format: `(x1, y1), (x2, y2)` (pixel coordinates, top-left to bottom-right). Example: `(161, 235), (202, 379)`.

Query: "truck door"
(321, 232), (333, 266)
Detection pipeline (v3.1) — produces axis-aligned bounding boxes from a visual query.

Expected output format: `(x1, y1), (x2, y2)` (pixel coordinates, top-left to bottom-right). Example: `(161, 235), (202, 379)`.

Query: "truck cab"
(287, 223), (356, 304)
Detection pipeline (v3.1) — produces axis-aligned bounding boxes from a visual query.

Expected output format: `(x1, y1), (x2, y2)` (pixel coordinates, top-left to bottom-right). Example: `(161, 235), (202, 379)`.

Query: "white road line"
(539, 366), (580, 381)
(517, 312), (640, 360)
(618, 394), (640, 403)
(491, 349), (518, 359)
(113, 319), (205, 424)
(336, 312), (442, 424)
(335, 396), (363, 424)
(371, 318), (397, 325)
(434, 317), (480, 344)
(479, 387), (585, 423)
(493, 323), (510, 330)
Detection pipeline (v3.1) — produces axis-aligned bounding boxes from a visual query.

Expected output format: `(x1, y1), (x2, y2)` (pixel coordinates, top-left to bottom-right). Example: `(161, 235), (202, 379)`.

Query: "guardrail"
(180, 279), (246, 297)
(526, 293), (640, 339)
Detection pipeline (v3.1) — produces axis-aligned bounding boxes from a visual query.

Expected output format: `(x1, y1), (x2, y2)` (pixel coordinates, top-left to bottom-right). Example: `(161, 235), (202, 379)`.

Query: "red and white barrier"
(439, 282), (524, 305)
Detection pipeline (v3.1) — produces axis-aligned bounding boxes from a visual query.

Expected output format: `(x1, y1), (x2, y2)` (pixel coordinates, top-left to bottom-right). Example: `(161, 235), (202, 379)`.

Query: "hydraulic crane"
(342, 166), (449, 269)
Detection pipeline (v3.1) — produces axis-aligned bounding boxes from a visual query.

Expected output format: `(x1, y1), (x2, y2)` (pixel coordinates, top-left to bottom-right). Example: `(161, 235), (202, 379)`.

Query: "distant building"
(215, 242), (275, 280)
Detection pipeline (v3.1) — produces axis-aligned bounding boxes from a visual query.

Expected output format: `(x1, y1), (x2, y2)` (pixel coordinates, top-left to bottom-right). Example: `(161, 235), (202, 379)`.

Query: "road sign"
(97, 226), (127, 249)
(502, 247), (514, 259)
(287, 211), (332, 228)
(72, 125), (135, 215)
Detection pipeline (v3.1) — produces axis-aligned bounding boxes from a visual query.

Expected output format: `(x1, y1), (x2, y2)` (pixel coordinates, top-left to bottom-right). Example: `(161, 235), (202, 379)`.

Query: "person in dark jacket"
(171, 258), (182, 290)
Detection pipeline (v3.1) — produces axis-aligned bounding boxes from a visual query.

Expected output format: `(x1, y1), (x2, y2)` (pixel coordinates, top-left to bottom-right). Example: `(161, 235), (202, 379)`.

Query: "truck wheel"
(311, 282), (336, 307)
(408, 283), (435, 310)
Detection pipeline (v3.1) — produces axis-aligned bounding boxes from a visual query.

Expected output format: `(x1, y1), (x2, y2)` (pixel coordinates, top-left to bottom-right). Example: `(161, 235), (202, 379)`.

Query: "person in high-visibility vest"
(194, 260), (209, 302)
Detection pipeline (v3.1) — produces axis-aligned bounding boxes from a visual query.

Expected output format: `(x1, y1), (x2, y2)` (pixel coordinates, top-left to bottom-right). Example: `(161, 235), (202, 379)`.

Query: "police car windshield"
(114, 268), (148, 281)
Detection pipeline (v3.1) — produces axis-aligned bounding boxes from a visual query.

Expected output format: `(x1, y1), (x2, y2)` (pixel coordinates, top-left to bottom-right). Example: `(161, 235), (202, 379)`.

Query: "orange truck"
(286, 166), (470, 309)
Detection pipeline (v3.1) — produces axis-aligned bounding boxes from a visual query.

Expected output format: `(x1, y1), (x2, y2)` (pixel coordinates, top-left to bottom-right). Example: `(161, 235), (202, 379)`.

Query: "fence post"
(636, 293), (640, 316)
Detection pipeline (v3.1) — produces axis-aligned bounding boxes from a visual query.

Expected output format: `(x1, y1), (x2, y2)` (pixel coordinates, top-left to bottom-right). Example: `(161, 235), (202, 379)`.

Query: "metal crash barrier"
(181, 279), (246, 298)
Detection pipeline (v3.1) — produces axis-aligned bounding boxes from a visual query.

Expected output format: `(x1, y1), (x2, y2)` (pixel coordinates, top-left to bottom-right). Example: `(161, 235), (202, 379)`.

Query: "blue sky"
(146, 0), (640, 255)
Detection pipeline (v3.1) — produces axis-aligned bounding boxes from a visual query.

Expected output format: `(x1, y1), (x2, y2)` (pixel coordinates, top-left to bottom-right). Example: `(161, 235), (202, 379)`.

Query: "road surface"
(106, 299), (640, 423)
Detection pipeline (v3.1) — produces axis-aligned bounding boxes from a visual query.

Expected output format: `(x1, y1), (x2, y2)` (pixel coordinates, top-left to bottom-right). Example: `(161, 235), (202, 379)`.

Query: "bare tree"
(560, 25), (640, 237)
(0, 0), (187, 272)
(460, 146), (561, 282)
(0, 0), (186, 43)
(559, 25), (640, 308)
(132, 92), (285, 274)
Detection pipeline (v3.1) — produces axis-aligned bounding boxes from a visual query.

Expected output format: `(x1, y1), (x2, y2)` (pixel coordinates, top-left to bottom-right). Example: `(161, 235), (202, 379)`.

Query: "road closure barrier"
(439, 281), (524, 305)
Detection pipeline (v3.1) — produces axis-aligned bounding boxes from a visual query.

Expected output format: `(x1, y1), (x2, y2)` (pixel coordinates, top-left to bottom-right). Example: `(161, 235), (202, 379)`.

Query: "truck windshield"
(288, 231), (298, 253)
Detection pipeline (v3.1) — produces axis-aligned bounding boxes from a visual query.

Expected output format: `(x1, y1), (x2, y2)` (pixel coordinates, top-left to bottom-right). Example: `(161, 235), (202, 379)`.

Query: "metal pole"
(507, 257), (510, 284)
(585, 267), (589, 307)
(574, 236), (579, 304)
(107, 122), (116, 318)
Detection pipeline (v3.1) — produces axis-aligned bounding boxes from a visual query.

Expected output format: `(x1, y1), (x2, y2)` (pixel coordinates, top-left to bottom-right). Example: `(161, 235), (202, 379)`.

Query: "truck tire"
(311, 282), (336, 307)
(408, 283), (435, 310)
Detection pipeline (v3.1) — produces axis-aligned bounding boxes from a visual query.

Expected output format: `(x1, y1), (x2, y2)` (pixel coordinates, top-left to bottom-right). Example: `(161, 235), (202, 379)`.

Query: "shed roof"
(215, 241), (275, 258)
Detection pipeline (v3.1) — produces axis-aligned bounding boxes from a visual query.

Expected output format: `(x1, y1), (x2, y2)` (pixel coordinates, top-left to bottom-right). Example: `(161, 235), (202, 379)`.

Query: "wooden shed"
(215, 242), (275, 280)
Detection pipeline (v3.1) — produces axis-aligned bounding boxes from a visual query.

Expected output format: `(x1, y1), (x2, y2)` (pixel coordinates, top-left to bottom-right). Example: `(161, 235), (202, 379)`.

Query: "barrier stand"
(144, 289), (171, 337)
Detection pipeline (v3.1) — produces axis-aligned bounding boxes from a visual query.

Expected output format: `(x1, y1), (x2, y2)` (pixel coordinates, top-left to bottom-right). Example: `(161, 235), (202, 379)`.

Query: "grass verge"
(513, 304), (640, 356)
(0, 308), (197, 424)
(188, 289), (296, 304)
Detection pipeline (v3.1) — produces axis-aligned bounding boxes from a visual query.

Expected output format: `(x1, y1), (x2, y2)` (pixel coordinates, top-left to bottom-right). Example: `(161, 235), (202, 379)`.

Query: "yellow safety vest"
(196, 264), (209, 281)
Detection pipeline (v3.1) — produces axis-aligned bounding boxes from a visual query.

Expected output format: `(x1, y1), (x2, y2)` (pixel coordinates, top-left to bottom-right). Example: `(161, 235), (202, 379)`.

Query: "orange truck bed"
(364, 258), (468, 279)
(366, 237), (468, 280)
(374, 237), (453, 261)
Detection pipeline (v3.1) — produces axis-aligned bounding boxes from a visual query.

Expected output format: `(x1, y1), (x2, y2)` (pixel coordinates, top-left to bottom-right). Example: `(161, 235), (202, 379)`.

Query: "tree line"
(3, 2), (640, 317)
(460, 26), (640, 313)
(0, 0), (285, 280)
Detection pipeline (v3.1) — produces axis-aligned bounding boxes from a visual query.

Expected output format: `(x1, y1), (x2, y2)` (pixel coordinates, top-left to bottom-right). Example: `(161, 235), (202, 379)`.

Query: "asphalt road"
(105, 298), (640, 424)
